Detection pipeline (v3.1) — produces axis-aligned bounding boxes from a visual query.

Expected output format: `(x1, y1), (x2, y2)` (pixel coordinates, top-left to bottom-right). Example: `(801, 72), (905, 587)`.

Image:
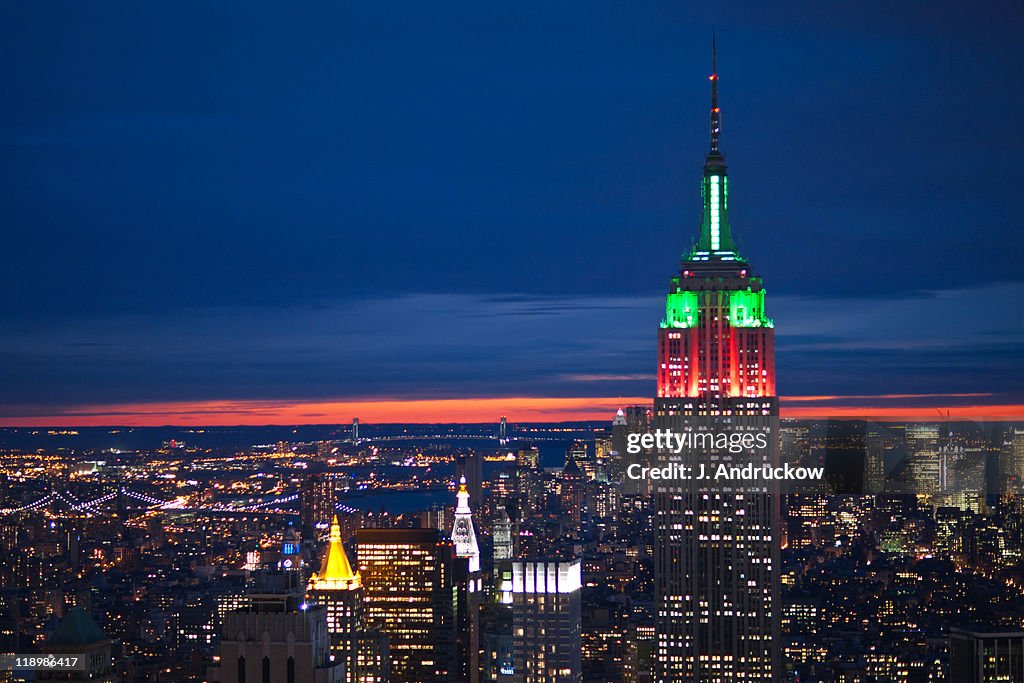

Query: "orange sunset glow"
(1, 395), (1022, 427)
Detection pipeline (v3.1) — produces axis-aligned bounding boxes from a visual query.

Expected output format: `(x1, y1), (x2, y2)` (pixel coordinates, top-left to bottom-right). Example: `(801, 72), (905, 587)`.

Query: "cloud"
(783, 393), (993, 402)
(772, 282), (1024, 350)
(560, 373), (658, 382)
(0, 283), (1019, 418)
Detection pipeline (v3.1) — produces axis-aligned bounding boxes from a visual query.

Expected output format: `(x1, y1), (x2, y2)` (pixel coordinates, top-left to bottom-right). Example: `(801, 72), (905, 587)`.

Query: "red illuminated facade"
(656, 266), (776, 404)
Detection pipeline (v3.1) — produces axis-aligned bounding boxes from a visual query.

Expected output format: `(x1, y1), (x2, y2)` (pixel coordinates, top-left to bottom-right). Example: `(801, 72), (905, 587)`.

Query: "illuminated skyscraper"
(356, 528), (457, 683)
(594, 430), (615, 482)
(1005, 428), (1024, 494)
(568, 440), (598, 482)
(652, 44), (780, 682)
(308, 516), (363, 682)
(559, 455), (586, 528)
(655, 52), (775, 403)
(516, 445), (539, 470)
(511, 558), (582, 683)
(302, 473), (335, 540)
(452, 476), (483, 683)
(493, 504), (514, 561)
(906, 423), (941, 495)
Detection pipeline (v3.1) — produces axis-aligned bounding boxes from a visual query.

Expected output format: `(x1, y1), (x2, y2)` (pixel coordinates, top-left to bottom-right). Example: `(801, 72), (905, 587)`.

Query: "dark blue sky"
(1, 1), (1022, 420)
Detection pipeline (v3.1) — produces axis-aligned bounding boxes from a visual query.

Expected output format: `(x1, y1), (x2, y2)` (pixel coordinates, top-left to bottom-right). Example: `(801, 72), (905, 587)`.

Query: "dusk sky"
(1, 1), (1022, 424)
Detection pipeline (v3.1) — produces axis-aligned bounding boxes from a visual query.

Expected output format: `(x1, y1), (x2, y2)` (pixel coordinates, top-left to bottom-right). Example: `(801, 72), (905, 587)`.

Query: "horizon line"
(1, 395), (1022, 428)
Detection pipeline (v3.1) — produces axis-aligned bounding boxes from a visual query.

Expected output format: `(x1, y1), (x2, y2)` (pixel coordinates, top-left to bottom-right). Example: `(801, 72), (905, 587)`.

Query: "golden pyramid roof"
(309, 514), (360, 590)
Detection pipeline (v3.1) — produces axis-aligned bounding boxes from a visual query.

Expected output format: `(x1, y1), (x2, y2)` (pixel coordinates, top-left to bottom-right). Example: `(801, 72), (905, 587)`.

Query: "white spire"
(456, 475), (471, 513)
(451, 476), (480, 573)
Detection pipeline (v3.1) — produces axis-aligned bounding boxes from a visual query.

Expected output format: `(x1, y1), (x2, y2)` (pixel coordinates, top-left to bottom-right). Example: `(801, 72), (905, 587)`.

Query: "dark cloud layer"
(1, 287), (1020, 414)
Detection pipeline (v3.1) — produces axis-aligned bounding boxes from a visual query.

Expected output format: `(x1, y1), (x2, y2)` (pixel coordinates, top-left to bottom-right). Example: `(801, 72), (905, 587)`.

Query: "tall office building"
(565, 441), (590, 478)
(424, 504), (450, 533)
(559, 457), (586, 528)
(483, 629), (516, 683)
(352, 418), (360, 442)
(1005, 428), (1024, 494)
(457, 453), (484, 509)
(511, 558), (582, 683)
(308, 516), (363, 682)
(302, 473), (336, 540)
(652, 47), (780, 682)
(357, 528), (457, 682)
(516, 446), (540, 470)
(823, 419), (868, 493)
(950, 628), (1024, 682)
(451, 477), (482, 683)
(614, 406), (653, 496)
(865, 428), (887, 494)
(594, 431), (616, 483)
(493, 505), (514, 561)
(906, 423), (941, 495)
(499, 416), (509, 445)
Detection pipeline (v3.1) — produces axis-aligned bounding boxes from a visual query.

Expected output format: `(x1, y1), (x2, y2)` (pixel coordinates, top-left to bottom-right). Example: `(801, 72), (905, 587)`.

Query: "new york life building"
(652, 52), (781, 683)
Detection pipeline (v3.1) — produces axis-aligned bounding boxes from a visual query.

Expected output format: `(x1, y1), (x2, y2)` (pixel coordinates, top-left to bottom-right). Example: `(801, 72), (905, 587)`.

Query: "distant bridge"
(0, 487), (303, 517)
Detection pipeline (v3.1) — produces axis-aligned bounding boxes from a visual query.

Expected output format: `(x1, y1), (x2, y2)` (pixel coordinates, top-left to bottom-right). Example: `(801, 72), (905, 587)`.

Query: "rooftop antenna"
(710, 31), (721, 153)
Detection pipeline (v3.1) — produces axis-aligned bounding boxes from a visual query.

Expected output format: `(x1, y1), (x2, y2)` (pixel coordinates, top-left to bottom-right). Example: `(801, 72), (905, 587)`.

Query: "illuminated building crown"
(451, 476), (480, 573)
(309, 514), (360, 590)
(656, 42), (777, 402)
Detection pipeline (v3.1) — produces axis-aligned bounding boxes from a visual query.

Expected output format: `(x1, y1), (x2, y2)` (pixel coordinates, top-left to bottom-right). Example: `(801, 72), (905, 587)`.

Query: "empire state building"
(653, 46), (781, 682)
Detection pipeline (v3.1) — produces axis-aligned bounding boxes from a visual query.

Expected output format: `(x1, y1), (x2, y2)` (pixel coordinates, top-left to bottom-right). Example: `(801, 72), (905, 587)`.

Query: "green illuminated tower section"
(653, 42), (781, 683)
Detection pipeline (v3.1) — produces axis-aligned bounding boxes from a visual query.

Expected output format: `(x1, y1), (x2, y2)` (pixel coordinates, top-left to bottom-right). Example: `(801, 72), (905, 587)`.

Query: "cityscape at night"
(2, 2), (1023, 682)
(1, 417), (1024, 682)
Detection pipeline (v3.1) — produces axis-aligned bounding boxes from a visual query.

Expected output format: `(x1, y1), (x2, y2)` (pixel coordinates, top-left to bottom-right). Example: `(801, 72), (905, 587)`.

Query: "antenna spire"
(710, 33), (721, 153)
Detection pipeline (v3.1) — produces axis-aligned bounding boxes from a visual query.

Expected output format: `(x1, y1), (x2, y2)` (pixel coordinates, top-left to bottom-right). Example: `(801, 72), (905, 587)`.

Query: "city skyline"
(2, 6), (1023, 680)
(1, 2), (1022, 425)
